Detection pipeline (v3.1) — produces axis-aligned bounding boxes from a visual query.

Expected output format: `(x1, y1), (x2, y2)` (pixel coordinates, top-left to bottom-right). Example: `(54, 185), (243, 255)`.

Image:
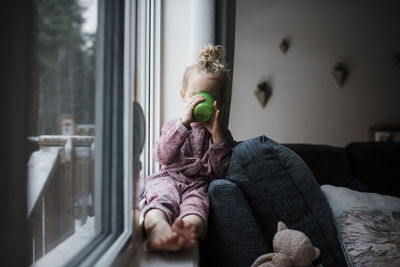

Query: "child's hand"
(201, 101), (223, 144)
(181, 95), (205, 128)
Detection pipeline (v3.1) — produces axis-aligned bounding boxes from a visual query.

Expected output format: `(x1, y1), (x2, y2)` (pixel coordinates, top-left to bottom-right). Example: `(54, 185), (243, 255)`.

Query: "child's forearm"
(208, 129), (235, 179)
(180, 117), (191, 128)
(153, 120), (189, 165)
(211, 131), (223, 144)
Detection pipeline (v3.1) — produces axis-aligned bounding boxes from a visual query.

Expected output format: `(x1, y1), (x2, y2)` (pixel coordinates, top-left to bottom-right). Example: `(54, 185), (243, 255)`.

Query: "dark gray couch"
(199, 137), (400, 267)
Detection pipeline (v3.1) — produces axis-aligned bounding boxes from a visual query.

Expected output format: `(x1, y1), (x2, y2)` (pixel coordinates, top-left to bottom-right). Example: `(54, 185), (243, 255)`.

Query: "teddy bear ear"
(313, 247), (320, 259)
(277, 221), (288, 232)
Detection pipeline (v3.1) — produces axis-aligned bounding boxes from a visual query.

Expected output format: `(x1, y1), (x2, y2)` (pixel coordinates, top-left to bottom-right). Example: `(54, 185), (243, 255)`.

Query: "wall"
(230, 0), (400, 146)
(160, 0), (191, 125)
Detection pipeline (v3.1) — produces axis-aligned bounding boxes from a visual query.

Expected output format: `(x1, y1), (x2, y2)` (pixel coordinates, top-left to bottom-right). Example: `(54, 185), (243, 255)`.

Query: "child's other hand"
(181, 95), (205, 128)
(202, 101), (223, 144)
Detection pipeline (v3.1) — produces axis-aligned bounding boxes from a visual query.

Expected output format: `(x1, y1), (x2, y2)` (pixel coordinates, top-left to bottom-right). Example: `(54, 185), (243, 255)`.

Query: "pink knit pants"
(142, 175), (209, 229)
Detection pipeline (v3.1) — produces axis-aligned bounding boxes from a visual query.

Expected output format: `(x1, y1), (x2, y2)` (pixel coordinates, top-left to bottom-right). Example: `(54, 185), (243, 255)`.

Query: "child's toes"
(183, 222), (194, 233)
(173, 218), (185, 229)
(177, 235), (185, 246)
(184, 236), (196, 248)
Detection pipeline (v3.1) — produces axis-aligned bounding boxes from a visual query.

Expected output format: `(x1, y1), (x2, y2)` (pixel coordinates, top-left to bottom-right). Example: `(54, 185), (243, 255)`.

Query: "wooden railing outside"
(27, 136), (95, 264)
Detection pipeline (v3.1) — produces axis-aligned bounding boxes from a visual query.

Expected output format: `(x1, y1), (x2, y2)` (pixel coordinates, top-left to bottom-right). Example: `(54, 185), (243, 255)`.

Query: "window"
(28, 0), (98, 264)
(4, 0), (230, 265)
(132, 0), (161, 206)
(27, 0), (138, 265)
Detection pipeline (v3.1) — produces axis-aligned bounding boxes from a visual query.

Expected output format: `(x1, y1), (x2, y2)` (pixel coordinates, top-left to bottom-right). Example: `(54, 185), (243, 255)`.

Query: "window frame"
(136, 0), (161, 180)
(66, 0), (160, 264)
(147, 0), (162, 177)
(64, 0), (133, 265)
(29, 0), (163, 264)
(3, 0), (160, 265)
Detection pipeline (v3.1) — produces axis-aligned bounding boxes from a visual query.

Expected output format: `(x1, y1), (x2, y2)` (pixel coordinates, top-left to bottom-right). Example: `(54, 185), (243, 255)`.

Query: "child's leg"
(142, 175), (183, 251)
(174, 180), (209, 248)
(144, 209), (185, 251)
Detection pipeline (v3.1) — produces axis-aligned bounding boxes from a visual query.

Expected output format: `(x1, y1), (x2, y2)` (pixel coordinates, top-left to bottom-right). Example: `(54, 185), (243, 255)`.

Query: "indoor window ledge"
(113, 226), (199, 267)
(135, 241), (199, 267)
(112, 207), (199, 267)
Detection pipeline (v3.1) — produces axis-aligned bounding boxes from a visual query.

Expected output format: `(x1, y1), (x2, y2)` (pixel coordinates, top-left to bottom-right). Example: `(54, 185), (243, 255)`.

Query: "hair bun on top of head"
(197, 44), (225, 72)
(182, 44), (230, 96)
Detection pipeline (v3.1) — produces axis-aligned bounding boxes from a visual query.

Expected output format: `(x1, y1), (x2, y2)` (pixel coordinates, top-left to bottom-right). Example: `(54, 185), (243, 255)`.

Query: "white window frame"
(142, 0), (161, 177)
(149, 0), (162, 176)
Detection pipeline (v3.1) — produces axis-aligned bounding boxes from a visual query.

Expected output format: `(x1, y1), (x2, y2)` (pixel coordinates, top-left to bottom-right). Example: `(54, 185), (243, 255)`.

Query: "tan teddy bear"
(251, 221), (320, 267)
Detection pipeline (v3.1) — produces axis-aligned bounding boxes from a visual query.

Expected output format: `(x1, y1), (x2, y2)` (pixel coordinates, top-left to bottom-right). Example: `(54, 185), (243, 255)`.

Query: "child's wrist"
(180, 118), (190, 128)
(212, 132), (223, 144)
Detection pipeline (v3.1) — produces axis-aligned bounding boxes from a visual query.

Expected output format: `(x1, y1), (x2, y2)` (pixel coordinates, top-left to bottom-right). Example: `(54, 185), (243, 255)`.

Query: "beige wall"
(230, 0), (400, 146)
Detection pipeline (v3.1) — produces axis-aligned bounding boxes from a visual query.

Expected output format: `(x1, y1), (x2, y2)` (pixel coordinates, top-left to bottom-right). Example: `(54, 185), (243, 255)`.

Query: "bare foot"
(171, 218), (197, 248)
(145, 220), (185, 251)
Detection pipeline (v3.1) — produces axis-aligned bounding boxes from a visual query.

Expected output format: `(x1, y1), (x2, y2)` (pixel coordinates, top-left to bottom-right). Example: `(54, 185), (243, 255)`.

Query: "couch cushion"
(321, 185), (400, 267)
(225, 136), (346, 267)
(346, 141), (400, 197)
(200, 179), (271, 267)
(283, 144), (367, 191)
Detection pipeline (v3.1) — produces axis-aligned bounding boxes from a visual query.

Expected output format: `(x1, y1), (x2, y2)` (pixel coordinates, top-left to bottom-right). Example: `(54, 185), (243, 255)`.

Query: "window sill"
(135, 242), (199, 267)
(112, 222), (199, 267)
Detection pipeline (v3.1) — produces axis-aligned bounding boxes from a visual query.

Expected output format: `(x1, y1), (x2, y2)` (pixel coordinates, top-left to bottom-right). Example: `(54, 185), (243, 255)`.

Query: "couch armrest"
(199, 179), (271, 267)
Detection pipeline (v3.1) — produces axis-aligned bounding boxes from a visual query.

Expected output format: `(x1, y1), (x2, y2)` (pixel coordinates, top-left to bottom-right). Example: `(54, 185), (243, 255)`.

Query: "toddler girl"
(142, 44), (235, 251)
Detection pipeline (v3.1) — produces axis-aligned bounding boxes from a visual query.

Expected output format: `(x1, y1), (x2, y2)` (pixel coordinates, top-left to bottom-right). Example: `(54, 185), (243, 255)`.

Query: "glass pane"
(134, 0), (148, 203)
(132, 0), (150, 231)
(27, 0), (98, 264)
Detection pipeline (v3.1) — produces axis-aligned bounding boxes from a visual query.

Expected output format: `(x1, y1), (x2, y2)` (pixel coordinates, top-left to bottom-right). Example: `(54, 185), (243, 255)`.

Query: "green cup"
(194, 92), (214, 122)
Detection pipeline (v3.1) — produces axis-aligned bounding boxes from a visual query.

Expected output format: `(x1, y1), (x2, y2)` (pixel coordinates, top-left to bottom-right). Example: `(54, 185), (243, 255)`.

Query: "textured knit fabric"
(142, 119), (234, 230)
(200, 179), (271, 267)
(144, 176), (209, 225)
(202, 136), (347, 267)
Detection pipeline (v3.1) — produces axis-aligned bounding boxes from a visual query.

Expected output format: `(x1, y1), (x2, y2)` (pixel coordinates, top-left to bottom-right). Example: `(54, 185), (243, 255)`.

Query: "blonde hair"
(182, 44), (231, 101)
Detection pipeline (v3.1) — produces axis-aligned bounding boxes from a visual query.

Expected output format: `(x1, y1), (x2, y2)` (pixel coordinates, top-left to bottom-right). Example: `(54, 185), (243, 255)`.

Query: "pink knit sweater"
(150, 119), (235, 182)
